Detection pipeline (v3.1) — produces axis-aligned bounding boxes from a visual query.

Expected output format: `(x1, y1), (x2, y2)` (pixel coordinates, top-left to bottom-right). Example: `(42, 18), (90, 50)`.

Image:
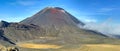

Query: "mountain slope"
(20, 7), (84, 30)
(19, 7), (113, 44)
(1, 7), (120, 50)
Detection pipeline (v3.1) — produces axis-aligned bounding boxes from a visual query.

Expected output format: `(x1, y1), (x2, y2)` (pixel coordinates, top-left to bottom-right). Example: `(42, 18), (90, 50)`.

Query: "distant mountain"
(111, 35), (120, 39)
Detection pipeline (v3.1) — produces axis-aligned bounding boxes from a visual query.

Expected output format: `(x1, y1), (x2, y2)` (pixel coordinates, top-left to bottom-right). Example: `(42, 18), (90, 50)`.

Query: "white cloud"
(10, 0), (39, 6)
(97, 8), (115, 13)
(83, 20), (120, 36)
(77, 16), (98, 23)
(83, 19), (97, 23)
(18, 1), (36, 6)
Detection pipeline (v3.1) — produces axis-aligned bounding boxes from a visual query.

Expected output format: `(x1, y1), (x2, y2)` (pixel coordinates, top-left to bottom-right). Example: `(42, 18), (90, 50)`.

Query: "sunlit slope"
(63, 44), (120, 51)
(17, 43), (62, 49)
(17, 43), (120, 51)
(79, 44), (120, 51)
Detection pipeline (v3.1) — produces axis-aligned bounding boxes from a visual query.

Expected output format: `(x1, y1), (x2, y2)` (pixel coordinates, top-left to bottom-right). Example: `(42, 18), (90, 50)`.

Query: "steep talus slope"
(20, 7), (84, 30)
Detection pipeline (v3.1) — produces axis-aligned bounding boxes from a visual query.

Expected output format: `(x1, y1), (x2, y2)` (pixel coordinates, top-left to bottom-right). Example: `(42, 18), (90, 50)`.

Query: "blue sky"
(0, 0), (120, 25)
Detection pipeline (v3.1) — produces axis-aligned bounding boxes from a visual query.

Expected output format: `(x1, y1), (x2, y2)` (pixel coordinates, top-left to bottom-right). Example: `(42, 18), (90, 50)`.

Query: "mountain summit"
(21, 7), (84, 28)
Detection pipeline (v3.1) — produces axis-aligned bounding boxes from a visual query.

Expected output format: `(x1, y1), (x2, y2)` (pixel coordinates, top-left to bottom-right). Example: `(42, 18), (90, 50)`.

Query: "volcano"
(0, 7), (113, 44)
(0, 7), (120, 51)
(19, 7), (112, 44)
(21, 7), (84, 27)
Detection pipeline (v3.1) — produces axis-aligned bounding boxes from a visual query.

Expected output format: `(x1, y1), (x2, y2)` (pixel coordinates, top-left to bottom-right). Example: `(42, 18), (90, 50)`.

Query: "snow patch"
(60, 10), (65, 13)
